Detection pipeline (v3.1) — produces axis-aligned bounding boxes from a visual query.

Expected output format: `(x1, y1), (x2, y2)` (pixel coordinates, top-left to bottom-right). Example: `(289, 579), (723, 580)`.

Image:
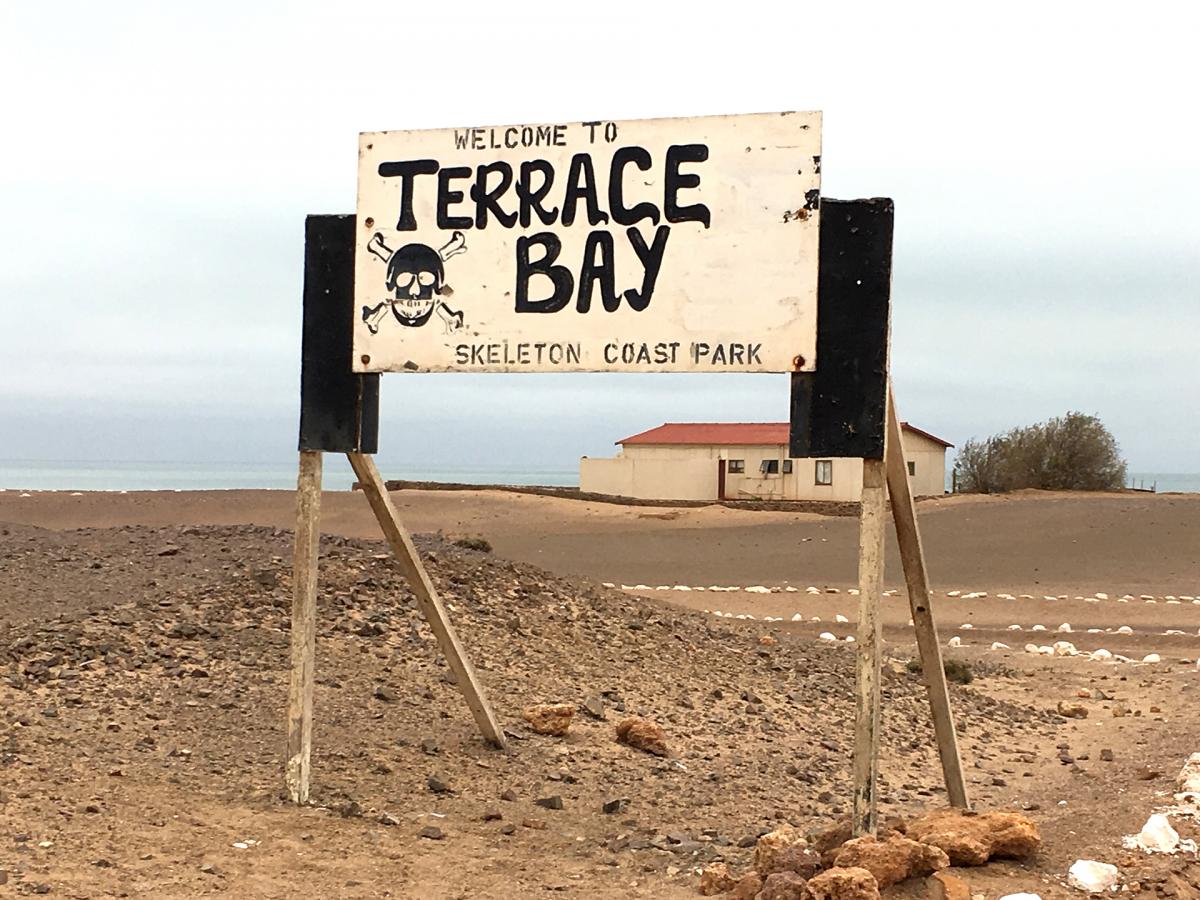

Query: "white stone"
(1031, 624), (1047, 632)
(848, 588), (860, 596)
(1039, 645), (1055, 656)
(1043, 595), (1057, 601)
(784, 586), (798, 592)
(946, 590), (961, 597)
(1058, 623), (1073, 633)
(1177, 753), (1200, 794)
(806, 587), (820, 594)
(991, 642), (1010, 650)
(1087, 628), (1102, 634)
(960, 623), (974, 630)
(1000, 894), (1043, 900)
(746, 585), (770, 594)
(844, 636), (856, 643)
(1053, 641), (1078, 657)
(835, 614), (849, 624)
(1096, 592), (1109, 600)
(711, 610), (723, 617)
(1141, 595), (1155, 600)
(1068, 859), (1119, 893)
(818, 632), (837, 642)
(1133, 814), (1180, 853)
(1117, 625), (1133, 635)
(1008, 624), (1023, 631)
(1142, 653), (1161, 663)
(791, 613), (803, 622)
(672, 585), (692, 591)
(602, 582), (615, 588)
(1091, 649), (1113, 661)
(948, 636), (963, 648)
(1024, 643), (1041, 654)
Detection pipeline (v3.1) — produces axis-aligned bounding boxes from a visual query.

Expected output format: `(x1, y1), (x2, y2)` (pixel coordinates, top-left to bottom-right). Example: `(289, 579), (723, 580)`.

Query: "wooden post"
(852, 454), (888, 836)
(287, 450), (322, 803)
(885, 385), (970, 809)
(347, 452), (507, 749)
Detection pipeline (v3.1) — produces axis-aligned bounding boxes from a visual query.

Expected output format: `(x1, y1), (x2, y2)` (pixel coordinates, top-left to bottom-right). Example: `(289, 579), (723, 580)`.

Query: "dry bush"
(954, 412), (1126, 493)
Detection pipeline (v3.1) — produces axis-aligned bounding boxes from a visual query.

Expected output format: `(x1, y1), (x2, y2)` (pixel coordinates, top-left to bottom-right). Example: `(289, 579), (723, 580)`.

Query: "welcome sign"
(352, 111), (821, 373)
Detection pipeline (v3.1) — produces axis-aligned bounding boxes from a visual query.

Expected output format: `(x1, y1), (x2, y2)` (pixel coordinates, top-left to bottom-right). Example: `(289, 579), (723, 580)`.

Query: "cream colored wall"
(584, 429), (947, 501)
(580, 456), (717, 501)
(897, 431), (948, 496)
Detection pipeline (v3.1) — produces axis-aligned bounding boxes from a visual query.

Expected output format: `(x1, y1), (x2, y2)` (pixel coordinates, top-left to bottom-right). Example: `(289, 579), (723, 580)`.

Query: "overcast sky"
(2, 1), (1197, 476)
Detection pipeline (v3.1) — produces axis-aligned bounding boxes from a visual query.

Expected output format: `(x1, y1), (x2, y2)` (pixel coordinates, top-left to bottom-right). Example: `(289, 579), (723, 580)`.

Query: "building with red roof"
(580, 422), (952, 502)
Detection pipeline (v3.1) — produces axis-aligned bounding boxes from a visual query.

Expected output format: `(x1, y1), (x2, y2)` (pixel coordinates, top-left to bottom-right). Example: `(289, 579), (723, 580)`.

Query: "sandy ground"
(2, 488), (1200, 898)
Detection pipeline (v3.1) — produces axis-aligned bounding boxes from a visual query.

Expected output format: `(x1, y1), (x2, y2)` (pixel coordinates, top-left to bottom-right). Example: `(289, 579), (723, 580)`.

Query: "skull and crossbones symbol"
(362, 231), (467, 334)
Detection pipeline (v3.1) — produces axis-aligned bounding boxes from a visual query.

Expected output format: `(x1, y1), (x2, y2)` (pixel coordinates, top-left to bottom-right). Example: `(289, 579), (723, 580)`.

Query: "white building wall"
(581, 430), (947, 502)
(580, 456), (717, 500)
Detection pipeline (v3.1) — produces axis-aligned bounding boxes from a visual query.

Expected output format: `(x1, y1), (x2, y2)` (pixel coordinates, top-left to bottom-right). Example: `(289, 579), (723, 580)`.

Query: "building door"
(717, 459), (727, 500)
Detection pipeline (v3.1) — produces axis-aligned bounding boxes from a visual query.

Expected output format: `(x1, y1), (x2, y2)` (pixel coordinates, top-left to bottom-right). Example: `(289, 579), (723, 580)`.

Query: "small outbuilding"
(580, 422), (952, 502)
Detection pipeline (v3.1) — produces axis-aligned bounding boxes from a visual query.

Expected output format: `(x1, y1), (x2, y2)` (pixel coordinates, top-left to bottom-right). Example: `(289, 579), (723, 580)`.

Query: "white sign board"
(353, 111), (821, 374)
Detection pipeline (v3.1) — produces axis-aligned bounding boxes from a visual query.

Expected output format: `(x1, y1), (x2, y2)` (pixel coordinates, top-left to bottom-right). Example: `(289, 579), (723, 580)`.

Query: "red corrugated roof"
(616, 422), (953, 448)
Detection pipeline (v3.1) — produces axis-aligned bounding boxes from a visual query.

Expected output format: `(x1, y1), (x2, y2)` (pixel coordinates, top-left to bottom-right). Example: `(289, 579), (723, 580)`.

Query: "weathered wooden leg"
(346, 452), (507, 749)
(853, 456), (888, 836)
(287, 450), (322, 803)
(885, 385), (970, 809)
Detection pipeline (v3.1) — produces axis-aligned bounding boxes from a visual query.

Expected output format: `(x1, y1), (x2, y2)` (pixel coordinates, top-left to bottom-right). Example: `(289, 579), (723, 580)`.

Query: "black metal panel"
(789, 198), (893, 460)
(298, 214), (381, 453)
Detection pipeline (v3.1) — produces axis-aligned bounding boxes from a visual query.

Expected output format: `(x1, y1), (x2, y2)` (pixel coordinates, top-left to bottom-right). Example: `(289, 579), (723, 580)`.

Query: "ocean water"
(0, 459), (579, 492)
(1127, 473), (1200, 494)
(0, 460), (1194, 494)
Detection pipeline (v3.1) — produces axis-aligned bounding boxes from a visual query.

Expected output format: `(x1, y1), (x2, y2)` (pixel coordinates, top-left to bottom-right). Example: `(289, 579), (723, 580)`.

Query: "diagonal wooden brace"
(347, 452), (507, 750)
(885, 383), (969, 809)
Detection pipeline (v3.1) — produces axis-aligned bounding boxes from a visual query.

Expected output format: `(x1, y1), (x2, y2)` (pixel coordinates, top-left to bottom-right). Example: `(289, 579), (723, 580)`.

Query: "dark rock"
(418, 826), (444, 840)
(427, 776), (452, 794)
(535, 795), (563, 810)
(602, 797), (630, 814)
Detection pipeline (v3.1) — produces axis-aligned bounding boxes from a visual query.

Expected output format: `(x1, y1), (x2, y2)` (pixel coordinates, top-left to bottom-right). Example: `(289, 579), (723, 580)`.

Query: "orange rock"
(760, 635), (779, 646)
(927, 871), (970, 900)
(615, 717), (669, 757)
(697, 863), (737, 896)
(807, 867), (881, 900)
(833, 834), (949, 888)
(753, 825), (804, 876)
(905, 810), (1041, 866)
(809, 819), (907, 867)
(521, 703), (575, 736)
(730, 872), (764, 900)
(758, 871), (810, 900)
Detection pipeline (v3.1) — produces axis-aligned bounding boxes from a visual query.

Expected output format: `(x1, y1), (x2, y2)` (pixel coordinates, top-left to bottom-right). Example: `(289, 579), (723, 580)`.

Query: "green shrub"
(954, 411), (1126, 493)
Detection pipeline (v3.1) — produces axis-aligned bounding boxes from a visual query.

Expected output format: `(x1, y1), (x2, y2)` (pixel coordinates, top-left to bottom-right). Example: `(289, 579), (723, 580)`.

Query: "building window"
(782, 459), (793, 474)
(760, 459), (779, 475)
(907, 461), (916, 476)
(728, 459), (745, 473)
(815, 460), (833, 485)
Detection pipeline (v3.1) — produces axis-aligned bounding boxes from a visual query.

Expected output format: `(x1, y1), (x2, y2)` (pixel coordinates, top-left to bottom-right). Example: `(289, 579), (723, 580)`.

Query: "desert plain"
(1, 487), (1198, 898)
